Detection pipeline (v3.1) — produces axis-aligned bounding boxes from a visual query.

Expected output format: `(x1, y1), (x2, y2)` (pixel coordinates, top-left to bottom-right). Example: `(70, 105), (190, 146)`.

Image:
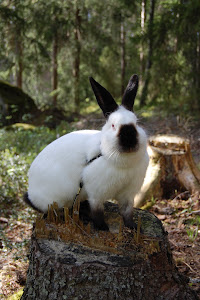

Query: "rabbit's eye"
(112, 124), (115, 130)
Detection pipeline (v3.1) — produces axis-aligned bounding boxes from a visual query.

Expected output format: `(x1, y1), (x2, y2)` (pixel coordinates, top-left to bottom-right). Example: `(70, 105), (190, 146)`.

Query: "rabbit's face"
(101, 106), (140, 155)
(90, 74), (147, 159)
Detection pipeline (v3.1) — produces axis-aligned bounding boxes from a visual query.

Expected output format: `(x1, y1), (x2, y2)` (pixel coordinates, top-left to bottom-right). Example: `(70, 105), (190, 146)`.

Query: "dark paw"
(93, 221), (109, 231)
(124, 218), (143, 233)
(124, 218), (137, 230)
(79, 201), (91, 224)
(91, 208), (109, 231)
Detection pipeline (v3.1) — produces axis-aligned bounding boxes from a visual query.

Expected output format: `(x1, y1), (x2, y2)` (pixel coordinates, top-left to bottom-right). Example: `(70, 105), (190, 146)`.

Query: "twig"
(181, 261), (196, 274)
(187, 210), (200, 216)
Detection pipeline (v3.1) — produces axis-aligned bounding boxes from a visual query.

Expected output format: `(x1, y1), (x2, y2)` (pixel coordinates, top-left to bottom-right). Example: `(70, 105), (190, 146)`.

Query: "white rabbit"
(24, 75), (149, 230)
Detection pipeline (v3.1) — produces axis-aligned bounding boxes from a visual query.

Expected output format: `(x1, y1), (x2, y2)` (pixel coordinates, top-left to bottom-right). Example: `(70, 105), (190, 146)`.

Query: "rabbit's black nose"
(118, 124), (138, 152)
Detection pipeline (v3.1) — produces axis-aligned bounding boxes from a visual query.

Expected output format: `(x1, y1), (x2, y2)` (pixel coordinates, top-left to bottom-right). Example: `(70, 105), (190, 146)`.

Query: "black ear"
(122, 74), (139, 111)
(89, 77), (118, 118)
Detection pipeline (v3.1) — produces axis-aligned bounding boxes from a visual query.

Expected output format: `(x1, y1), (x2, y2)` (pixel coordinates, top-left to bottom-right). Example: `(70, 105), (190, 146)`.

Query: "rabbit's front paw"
(123, 217), (137, 230)
(91, 209), (109, 231)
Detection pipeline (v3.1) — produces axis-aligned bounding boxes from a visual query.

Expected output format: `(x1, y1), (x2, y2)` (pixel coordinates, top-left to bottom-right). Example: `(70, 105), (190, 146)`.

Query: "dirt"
(0, 114), (200, 299)
(0, 209), (34, 299)
(146, 114), (200, 297)
(150, 193), (200, 296)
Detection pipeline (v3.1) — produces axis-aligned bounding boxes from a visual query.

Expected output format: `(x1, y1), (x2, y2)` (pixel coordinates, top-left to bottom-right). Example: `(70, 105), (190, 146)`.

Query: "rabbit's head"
(90, 75), (147, 160)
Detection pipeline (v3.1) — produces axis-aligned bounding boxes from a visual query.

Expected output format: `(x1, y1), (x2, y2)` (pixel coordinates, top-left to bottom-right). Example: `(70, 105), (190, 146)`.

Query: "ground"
(0, 114), (200, 299)
(151, 194), (200, 296)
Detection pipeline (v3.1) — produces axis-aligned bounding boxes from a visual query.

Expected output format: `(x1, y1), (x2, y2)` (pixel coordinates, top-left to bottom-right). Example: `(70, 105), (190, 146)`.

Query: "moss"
(6, 288), (24, 300)
(6, 123), (36, 131)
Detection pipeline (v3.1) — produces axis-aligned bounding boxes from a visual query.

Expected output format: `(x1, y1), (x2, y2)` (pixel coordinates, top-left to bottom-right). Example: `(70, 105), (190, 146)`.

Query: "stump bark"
(21, 202), (198, 300)
(135, 135), (200, 208)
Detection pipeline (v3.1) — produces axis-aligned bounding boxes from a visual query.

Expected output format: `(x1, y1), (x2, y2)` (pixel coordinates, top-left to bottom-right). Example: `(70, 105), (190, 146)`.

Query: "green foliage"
(186, 216), (200, 242)
(0, 123), (72, 202)
(0, 148), (29, 199)
(0, 123), (72, 277)
(151, 0), (200, 112)
(0, 123), (72, 269)
(0, 0), (200, 115)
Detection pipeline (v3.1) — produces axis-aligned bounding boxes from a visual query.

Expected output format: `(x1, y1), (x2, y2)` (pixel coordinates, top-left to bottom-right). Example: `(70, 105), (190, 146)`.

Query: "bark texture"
(16, 30), (23, 89)
(52, 29), (58, 107)
(120, 21), (126, 97)
(21, 203), (198, 300)
(73, 7), (81, 114)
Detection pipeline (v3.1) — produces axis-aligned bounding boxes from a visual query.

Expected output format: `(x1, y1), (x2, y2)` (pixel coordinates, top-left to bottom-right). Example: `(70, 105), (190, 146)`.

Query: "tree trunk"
(52, 30), (58, 108)
(140, 0), (155, 107)
(120, 21), (126, 97)
(198, 32), (200, 110)
(140, 0), (147, 84)
(194, 31), (200, 110)
(135, 135), (200, 208)
(73, 7), (81, 114)
(16, 36), (23, 89)
(21, 202), (198, 300)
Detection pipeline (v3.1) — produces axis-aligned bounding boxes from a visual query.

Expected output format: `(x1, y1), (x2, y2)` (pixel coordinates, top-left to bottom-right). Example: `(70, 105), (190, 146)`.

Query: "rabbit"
(24, 74), (149, 231)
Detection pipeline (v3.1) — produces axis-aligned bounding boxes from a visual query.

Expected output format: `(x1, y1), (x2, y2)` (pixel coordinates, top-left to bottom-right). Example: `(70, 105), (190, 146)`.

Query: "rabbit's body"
(28, 106), (148, 213)
(25, 75), (149, 230)
(28, 129), (100, 212)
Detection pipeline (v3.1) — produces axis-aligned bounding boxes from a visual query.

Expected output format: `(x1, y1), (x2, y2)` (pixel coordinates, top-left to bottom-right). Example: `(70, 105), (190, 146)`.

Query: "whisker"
(108, 150), (116, 160)
(108, 149), (120, 161)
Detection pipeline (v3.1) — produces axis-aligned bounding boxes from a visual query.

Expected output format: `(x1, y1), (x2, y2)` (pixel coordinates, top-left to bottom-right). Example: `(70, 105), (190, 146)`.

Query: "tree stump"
(21, 202), (198, 300)
(135, 135), (200, 208)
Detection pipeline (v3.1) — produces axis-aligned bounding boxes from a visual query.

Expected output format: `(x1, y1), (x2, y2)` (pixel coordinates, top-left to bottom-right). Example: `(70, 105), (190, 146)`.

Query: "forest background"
(0, 0), (200, 119)
(0, 0), (200, 299)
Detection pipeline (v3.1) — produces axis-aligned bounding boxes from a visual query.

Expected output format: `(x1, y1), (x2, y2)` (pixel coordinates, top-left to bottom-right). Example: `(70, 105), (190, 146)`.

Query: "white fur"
(28, 106), (149, 213)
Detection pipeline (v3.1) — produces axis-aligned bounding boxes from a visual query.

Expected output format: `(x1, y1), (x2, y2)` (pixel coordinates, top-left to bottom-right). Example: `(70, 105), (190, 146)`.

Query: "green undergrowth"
(0, 121), (72, 204)
(0, 122), (73, 267)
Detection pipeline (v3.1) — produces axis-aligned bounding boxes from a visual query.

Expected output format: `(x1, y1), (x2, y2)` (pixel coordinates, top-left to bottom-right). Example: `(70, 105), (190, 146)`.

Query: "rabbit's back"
(28, 130), (101, 212)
